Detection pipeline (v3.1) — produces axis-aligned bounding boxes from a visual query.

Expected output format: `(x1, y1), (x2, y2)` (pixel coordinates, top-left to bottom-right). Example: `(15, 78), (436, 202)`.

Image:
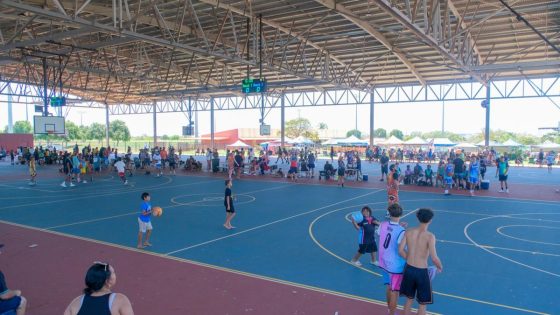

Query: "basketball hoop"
(46, 130), (55, 136)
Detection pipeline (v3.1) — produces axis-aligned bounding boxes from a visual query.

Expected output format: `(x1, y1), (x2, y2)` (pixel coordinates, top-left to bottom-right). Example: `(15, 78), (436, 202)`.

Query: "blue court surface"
(0, 170), (558, 315)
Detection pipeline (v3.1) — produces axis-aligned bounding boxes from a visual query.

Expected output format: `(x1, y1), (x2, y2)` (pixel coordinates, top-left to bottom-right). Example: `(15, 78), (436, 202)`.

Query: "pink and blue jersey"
(378, 221), (406, 274)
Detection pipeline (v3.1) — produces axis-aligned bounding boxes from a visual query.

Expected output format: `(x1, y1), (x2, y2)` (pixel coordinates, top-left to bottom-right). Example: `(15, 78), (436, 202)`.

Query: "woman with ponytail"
(64, 262), (134, 315)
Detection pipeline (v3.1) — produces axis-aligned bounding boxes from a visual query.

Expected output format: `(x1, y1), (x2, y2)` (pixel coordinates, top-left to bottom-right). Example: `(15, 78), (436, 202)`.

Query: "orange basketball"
(152, 206), (163, 217)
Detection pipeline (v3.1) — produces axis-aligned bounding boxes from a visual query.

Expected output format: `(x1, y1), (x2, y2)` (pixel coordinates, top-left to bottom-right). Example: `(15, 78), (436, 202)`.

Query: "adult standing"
(64, 262), (133, 315)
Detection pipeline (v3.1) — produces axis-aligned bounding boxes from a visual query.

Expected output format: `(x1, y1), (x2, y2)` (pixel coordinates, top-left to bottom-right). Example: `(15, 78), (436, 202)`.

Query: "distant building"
(200, 128), (279, 148)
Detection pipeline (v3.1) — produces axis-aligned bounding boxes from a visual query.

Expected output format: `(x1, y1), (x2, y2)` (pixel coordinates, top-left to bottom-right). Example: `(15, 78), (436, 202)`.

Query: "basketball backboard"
(33, 116), (65, 135)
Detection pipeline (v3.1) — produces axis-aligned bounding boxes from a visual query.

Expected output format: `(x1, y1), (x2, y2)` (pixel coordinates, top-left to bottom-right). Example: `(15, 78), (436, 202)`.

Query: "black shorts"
(225, 204), (235, 213)
(400, 264), (433, 305)
(337, 169), (345, 176)
(499, 175), (508, 181)
(381, 166), (388, 174)
(358, 243), (377, 254)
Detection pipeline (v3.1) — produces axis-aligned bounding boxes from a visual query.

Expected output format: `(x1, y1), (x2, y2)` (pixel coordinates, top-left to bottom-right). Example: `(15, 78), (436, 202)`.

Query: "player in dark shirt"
(350, 206), (381, 266)
(223, 180), (236, 229)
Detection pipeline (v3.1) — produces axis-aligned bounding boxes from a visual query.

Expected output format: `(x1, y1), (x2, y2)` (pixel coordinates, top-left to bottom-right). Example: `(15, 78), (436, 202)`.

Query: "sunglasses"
(93, 261), (109, 271)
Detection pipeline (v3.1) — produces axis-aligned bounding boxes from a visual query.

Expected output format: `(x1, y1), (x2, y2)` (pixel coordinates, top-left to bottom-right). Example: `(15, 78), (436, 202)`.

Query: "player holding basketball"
(398, 208), (443, 315)
(223, 180), (236, 229)
(350, 206), (380, 266)
(378, 203), (406, 315)
(137, 192), (153, 248)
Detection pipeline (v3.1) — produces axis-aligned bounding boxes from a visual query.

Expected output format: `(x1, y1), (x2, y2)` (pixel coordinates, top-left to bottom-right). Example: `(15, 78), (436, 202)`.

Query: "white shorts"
(138, 218), (153, 233)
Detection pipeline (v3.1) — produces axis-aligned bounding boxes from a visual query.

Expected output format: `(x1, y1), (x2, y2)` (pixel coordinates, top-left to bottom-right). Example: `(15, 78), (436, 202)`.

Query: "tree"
(374, 128), (387, 138)
(88, 123), (106, 143)
(422, 131), (465, 143)
(162, 134), (170, 140)
(346, 129), (362, 138)
(66, 121), (82, 141)
(109, 120), (131, 146)
(389, 129), (404, 140)
(318, 122), (328, 130)
(285, 118), (314, 139)
(170, 135), (180, 140)
(5, 120), (33, 134)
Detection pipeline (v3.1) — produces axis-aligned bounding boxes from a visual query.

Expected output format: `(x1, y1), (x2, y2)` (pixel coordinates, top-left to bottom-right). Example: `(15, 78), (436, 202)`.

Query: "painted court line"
(43, 184), (291, 230)
(438, 239), (560, 257)
(165, 189), (384, 255)
(0, 219), (400, 313)
(0, 178), (220, 211)
(464, 214), (560, 278)
(308, 199), (551, 315)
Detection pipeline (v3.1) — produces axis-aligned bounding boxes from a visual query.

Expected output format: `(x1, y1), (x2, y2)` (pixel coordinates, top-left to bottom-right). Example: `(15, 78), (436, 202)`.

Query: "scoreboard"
(242, 78), (267, 94)
(50, 96), (66, 107)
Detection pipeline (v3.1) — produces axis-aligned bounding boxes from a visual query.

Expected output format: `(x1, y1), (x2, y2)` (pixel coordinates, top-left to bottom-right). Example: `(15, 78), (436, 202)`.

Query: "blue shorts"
(469, 177), (478, 184)
(444, 177), (453, 185)
(0, 296), (22, 313)
(72, 168), (80, 174)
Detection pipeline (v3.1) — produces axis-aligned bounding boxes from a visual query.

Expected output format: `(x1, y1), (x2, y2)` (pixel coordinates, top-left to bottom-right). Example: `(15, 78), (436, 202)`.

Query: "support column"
(369, 92), (374, 146)
(43, 58), (48, 117)
(153, 100), (157, 148)
(280, 93), (285, 147)
(484, 83), (491, 147)
(210, 97), (215, 149)
(105, 103), (110, 147)
(7, 84), (13, 133)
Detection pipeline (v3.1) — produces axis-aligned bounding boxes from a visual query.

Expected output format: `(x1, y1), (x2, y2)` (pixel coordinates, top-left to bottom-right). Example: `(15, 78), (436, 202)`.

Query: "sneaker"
(444, 189), (449, 195)
(61, 182), (67, 187)
(499, 189), (504, 193)
(70, 183), (76, 187)
(83, 180), (87, 184)
(351, 260), (362, 267)
(370, 261), (379, 266)
(506, 189), (509, 193)
(124, 180), (128, 185)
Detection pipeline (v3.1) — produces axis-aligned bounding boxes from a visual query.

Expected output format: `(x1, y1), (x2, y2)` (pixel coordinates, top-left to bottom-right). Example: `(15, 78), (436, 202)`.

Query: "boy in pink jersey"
(378, 203), (407, 315)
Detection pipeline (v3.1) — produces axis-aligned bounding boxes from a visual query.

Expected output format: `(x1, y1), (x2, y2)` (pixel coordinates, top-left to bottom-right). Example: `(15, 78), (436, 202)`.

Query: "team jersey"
(378, 221), (406, 274)
(469, 161), (479, 177)
(445, 164), (454, 177)
(357, 216), (378, 245)
(498, 161), (509, 175)
(139, 201), (151, 222)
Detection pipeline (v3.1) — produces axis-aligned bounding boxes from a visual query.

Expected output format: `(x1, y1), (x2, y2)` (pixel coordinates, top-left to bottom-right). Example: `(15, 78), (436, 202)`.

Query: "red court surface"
(0, 221), (401, 315)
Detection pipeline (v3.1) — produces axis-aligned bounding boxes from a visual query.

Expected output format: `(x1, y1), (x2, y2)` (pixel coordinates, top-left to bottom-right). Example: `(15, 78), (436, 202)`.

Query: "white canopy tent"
(338, 135), (368, 146)
(226, 140), (251, 148)
(322, 138), (341, 146)
(383, 135), (404, 146)
(454, 142), (478, 149)
(404, 136), (428, 145)
(537, 141), (560, 149)
(292, 136), (314, 145)
(502, 139), (523, 147)
(476, 140), (503, 147)
(430, 138), (455, 147)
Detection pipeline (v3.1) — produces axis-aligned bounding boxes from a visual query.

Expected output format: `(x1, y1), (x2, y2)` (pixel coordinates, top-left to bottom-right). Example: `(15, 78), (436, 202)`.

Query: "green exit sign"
(242, 78), (267, 93)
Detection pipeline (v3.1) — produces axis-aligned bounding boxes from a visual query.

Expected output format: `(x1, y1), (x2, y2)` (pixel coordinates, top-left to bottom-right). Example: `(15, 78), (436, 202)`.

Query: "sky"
(2, 92), (560, 138)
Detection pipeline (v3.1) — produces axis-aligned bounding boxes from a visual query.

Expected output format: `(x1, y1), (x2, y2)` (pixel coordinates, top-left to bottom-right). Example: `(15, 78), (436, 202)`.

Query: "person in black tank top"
(64, 262), (134, 315)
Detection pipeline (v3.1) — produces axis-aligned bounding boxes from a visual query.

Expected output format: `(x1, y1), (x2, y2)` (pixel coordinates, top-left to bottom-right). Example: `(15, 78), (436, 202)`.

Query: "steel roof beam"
(198, 0), (370, 87)
(372, 0), (486, 85)
(313, 0), (426, 86)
